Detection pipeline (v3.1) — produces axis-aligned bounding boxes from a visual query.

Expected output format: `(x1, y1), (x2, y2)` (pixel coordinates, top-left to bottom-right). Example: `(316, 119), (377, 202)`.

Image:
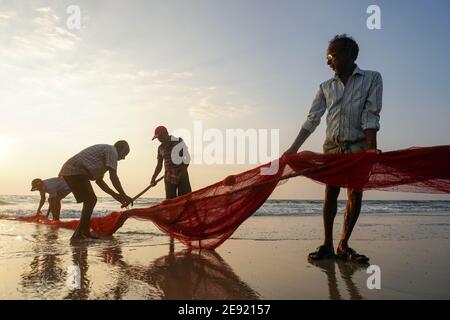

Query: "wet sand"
(1, 214), (450, 299)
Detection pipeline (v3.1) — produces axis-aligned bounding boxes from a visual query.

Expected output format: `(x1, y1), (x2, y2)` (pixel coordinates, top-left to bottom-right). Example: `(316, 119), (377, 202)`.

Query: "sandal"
(308, 245), (335, 260)
(336, 246), (369, 264)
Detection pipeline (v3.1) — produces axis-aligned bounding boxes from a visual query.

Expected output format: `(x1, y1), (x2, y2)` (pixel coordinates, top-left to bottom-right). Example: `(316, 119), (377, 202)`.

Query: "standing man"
(150, 126), (191, 199)
(285, 34), (382, 263)
(59, 141), (133, 243)
(30, 177), (71, 221)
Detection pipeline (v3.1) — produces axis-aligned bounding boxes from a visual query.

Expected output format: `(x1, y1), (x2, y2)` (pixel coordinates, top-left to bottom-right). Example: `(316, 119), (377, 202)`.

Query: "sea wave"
(0, 196), (449, 218)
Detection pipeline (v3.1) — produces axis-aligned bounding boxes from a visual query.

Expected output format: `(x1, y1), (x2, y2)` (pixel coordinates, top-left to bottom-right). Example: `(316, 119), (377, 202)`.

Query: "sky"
(0, 0), (449, 200)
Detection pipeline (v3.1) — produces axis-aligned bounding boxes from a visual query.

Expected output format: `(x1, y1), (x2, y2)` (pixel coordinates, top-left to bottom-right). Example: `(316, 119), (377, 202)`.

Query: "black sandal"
(308, 245), (335, 260)
(336, 246), (369, 264)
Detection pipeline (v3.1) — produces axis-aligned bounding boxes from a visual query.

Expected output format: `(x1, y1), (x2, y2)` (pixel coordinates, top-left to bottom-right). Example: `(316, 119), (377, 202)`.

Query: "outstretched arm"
(96, 174), (131, 206)
(96, 176), (117, 197)
(284, 86), (326, 155)
(284, 128), (312, 155)
(151, 158), (163, 186)
(109, 169), (128, 196)
(36, 190), (46, 214)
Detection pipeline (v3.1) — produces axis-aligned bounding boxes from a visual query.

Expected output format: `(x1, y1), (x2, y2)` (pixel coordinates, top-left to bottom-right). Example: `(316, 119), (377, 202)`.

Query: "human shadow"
(18, 226), (259, 300)
(97, 241), (260, 300)
(63, 244), (90, 300)
(308, 258), (367, 300)
(19, 225), (67, 297)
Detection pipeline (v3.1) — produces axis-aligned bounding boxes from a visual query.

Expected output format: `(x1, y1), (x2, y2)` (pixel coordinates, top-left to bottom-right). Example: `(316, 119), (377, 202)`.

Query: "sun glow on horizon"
(0, 137), (13, 161)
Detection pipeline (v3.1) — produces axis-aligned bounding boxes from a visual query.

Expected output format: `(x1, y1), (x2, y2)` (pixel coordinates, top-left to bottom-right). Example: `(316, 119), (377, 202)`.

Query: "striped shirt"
(158, 136), (190, 185)
(59, 144), (118, 180)
(302, 65), (383, 144)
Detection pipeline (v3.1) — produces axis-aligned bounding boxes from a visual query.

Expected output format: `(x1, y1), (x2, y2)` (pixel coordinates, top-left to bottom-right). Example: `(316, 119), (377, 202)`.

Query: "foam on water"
(1, 195), (450, 219)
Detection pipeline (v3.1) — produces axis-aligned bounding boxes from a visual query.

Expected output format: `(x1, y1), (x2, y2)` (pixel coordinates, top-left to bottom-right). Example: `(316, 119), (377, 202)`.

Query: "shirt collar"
(333, 65), (363, 80)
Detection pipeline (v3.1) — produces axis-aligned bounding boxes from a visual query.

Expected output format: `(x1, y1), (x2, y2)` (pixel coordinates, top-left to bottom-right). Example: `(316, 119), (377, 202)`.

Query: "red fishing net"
(9, 146), (450, 249)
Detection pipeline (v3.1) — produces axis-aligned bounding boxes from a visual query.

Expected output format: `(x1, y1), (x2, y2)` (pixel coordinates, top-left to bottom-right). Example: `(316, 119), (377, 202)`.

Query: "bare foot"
(70, 233), (90, 245)
(79, 232), (98, 240)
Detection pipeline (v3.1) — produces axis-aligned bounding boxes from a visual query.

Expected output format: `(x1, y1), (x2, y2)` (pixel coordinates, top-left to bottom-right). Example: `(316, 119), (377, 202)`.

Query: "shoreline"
(1, 214), (450, 299)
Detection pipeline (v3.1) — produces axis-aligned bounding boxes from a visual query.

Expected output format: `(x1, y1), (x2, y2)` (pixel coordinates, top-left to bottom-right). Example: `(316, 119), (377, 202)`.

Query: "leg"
(308, 185), (340, 260)
(177, 173), (192, 196)
(64, 175), (98, 242)
(323, 185), (340, 247)
(339, 188), (362, 249)
(51, 198), (62, 221)
(165, 181), (178, 199)
(336, 189), (369, 263)
(72, 194), (97, 240)
(169, 237), (175, 253)
(165, 181), (178, 249)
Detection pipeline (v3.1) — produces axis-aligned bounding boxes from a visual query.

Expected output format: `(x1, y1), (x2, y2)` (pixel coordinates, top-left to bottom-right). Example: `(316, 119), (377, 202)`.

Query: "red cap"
(152, 126), (168, 140)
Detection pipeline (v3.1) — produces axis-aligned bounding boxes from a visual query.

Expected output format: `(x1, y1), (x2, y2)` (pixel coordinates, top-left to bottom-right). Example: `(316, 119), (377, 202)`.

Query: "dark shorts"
(323, 139), (367, 192)
(165, 174), (192, 199)
(63, 175), (96, 203)
(323, 139), (367, 154)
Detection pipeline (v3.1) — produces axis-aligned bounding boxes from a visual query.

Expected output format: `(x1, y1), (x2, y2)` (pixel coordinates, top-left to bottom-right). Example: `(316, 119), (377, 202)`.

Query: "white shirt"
(302, 65), (383, 144)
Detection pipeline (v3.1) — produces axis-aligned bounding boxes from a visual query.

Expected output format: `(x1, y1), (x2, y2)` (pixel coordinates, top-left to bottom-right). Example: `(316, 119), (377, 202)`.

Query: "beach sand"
(1, 214), (450, 300)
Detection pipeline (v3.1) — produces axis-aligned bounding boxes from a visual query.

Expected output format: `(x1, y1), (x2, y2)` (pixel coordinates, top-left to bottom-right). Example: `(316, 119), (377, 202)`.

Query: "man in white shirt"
(285, 34), (383, 263)
(59, 140), (133, 243)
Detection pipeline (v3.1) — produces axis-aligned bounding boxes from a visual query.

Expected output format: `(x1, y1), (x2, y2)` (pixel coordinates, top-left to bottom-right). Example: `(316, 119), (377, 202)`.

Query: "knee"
(85, 195), (97, 207)
(325, 186), (340, 200)
(348, 189), (363, 202)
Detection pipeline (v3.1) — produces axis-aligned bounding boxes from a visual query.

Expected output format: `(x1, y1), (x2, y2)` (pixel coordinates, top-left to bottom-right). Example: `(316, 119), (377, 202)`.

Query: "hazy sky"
(1, 0), (449, 200)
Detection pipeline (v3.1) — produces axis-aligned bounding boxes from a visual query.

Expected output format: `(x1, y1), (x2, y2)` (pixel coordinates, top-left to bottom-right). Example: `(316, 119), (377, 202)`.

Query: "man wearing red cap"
(150, 126), (192, 199)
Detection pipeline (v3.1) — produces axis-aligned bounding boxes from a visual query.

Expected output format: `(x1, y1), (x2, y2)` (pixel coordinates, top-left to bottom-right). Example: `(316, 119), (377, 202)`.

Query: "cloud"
(0, 6), (258, 143)
(189, 96), (254, 119)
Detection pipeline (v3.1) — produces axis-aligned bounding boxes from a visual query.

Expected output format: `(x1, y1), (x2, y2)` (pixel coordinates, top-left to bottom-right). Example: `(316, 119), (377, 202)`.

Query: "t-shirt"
(43, 177), (71, 199)
(59, 144), (118, 180)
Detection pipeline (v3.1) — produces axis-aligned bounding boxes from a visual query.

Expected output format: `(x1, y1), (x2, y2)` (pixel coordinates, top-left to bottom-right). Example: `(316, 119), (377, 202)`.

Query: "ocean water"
(1, 195), (450, 219)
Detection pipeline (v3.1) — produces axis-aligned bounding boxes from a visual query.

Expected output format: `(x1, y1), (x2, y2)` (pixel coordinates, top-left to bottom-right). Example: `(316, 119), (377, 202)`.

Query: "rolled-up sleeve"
(361, 73), (383, 131)
(301, 85), (327, 133)
(105, 146), (118, 171)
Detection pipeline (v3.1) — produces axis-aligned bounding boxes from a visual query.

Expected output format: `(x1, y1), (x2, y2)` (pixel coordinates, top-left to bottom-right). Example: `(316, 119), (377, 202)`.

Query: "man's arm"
(36, 190), (46, 214)
(96, 174), (129, 205)
(284, 86), (326, 154)
(364, 129), (378, 151)
(108, 169), (128, 196)
(96, 176), (117, 197)
(284, 128), (312, 155)
(362, 73), (383, 152)
(151, 158), (163, 186)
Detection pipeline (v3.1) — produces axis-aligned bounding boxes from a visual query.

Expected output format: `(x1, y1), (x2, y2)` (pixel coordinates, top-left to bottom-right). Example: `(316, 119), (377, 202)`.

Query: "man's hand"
(113, 193), (133, 208)
(366, 148), (382, 154)
(150, 178), (157, 187)
(283, 147), (298, 156)
(122, 195), (134, 208)
(112, 193), (126, 205)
